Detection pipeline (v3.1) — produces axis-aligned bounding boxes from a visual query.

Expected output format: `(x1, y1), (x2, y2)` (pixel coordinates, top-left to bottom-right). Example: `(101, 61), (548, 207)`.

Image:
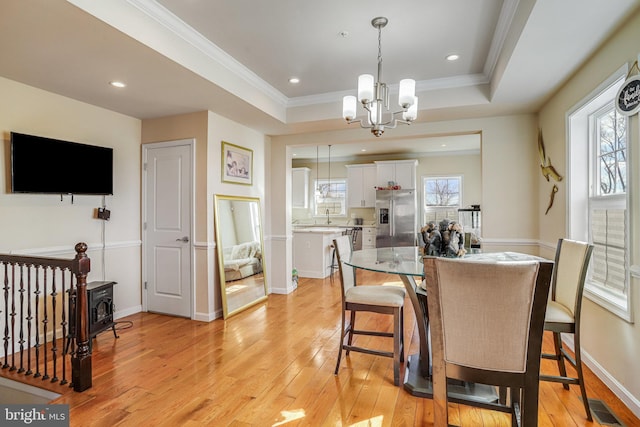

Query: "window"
(594, 106), (627, 196)
(314, 179), (347, 217)
(568, 65), (632, 321)
(423, 176), (462, 224)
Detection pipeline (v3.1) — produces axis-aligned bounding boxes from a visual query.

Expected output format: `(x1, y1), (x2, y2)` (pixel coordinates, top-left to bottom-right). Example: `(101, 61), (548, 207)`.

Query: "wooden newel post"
(71, 242), (92, 392)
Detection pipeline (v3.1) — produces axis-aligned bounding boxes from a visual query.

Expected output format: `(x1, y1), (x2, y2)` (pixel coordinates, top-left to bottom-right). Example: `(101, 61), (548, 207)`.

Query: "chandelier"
(342, 17), (418, 137)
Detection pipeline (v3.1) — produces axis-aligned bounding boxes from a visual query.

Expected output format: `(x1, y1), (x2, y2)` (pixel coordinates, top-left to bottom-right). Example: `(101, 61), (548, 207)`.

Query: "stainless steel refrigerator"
(376, 189), (418, 248)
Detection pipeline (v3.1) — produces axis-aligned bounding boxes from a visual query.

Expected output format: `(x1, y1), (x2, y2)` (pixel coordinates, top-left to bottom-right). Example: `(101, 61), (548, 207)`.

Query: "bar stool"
(329, 231), (344, 281)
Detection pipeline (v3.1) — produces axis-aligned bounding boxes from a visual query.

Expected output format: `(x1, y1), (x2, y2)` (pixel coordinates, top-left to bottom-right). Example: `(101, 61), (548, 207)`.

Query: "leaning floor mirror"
(214, 194), (268, 318)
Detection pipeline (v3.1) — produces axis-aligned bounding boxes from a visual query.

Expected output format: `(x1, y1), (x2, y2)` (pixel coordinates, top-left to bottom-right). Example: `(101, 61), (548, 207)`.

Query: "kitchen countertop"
(293, 223), (376, 229)
(293, 226), (345, 233)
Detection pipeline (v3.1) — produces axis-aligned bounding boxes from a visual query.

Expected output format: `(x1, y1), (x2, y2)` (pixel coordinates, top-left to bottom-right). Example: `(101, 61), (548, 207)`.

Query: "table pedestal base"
(403, 354), (499, 405)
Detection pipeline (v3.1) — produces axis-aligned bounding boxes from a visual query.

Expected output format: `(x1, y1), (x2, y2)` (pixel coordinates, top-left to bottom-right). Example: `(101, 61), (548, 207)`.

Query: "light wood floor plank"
(1, 271), (638, 426)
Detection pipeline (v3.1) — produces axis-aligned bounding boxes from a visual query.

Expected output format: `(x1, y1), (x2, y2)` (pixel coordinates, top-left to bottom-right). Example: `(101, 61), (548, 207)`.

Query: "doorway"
(142, 139), (194, 318)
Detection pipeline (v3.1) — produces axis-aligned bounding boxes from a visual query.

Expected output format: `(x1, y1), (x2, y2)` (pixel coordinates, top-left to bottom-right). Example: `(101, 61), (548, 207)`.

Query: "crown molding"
(287, 73), (490, 108)
(126, 0), (288, 107)
(483, 0), (520, 78)
(73, 0), (517, 115)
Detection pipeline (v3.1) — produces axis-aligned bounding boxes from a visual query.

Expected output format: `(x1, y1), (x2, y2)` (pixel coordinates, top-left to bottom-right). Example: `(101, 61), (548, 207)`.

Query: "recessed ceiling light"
(446, 54), (460, 61)
(109, 81), (126, 88)
(441, 144), (447, 147)
(361, 149), (367, 152)
(288, 77), (300, 84)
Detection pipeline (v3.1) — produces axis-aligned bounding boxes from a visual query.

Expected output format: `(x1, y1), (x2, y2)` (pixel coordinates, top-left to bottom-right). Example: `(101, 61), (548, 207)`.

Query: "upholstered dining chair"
(333, 235), (406, 386)
(423, 257), (553, 426)
(540, 238), (594, 421)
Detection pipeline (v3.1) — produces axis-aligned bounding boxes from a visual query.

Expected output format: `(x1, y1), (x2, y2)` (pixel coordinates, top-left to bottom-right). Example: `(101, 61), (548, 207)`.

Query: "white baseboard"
(562, 335), (640, 418)
(114, 305), (142, 320)
(193, 310), (221, 322)
(270, 284), (296, 294)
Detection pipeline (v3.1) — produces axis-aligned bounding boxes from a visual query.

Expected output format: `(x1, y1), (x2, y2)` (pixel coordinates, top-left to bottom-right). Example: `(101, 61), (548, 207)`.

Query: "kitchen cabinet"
(346, 164), (376, 207)
(292, 167), (310, 208)
(375, 160), (418, 189)
(362, 226), (376, 249)
(293, 227), (344, 278)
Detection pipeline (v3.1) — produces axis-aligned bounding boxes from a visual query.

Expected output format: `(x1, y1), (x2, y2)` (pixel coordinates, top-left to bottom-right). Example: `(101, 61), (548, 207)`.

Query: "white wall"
(0, 76), (142, 318)
(538, 7), (640, 413)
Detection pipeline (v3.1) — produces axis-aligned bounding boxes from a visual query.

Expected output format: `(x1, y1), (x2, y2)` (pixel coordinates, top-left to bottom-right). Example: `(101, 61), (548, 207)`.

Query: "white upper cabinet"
(346, 164), (376, 207)
(375, 160), (418, 189)
(292, 167), (310, 208)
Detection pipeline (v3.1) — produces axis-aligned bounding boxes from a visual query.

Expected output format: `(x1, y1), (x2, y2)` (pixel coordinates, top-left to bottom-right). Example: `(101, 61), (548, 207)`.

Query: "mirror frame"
(214, 194), (268, 318)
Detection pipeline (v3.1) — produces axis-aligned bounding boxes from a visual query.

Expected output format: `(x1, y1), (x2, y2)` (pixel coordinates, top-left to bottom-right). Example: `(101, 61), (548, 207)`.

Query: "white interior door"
(143, 140), (193, 318)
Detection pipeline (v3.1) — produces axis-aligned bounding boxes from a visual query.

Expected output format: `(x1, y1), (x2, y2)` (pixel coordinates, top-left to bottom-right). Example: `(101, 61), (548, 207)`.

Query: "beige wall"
(538, 7), (640, 407)
(417, 152), (482, 211)
(4, 8), (639, 410)
(274, 113), (539, 240)
(142, 110), (268, 320)
(206, 111), (270, 309)
(141, 112), (212, 319)
(0, 76), (142, 317)
(270, 113), (540, 298)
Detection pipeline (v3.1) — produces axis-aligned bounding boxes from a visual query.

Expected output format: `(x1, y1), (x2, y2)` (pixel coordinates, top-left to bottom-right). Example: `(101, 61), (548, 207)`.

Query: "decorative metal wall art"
(538, 129), (563, 215)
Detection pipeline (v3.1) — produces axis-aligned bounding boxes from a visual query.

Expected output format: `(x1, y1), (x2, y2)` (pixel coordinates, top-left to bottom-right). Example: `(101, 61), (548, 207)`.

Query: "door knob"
(176, 236), (189, 242)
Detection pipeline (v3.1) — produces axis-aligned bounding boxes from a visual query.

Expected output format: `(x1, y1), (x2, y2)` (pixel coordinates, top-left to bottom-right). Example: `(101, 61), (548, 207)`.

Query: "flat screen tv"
(11, 132), (113, 195)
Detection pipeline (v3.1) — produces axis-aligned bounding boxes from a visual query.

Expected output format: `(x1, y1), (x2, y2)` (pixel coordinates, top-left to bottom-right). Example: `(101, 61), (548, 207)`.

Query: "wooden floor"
(3, 269), (639, 426)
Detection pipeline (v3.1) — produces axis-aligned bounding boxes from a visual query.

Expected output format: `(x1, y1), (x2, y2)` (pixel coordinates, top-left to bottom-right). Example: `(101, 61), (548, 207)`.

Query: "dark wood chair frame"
(425, 257), (553, 427)
(540, 238), (594, 421)
(333, 236), (405, 386)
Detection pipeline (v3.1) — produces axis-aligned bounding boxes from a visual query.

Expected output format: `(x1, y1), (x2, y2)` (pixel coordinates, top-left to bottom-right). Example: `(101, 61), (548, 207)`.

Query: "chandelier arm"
(378, 117), (414, 128)
(358, 121), (374, 130)
(381, 119), (398, 129)
(390, 109), (410, 116)
(345, 118), (375, 130)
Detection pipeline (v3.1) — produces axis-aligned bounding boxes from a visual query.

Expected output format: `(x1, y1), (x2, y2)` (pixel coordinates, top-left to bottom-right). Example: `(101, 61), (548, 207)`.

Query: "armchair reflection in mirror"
(214, 195), (268, 318)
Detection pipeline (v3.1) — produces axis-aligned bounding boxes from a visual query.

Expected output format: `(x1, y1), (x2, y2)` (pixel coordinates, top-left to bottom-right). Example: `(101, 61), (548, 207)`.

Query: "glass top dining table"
(346, 246), (546, 279)
(344, 246), (548, 400)
(345, 246), (425, 277)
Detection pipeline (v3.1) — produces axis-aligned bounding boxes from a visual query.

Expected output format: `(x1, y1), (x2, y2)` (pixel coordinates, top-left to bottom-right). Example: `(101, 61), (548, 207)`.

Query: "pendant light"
(342, 17), (418, 137)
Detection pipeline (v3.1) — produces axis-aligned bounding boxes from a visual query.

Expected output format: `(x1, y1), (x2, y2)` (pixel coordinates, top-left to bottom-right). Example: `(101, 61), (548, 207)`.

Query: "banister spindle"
(26, 267), (33, 376)
(9, 264), (16, 371)
(17, 264), (25, 373)
(51, 269), (58, 383)
(34, 266), (41, 378)
(60, 270), (68, 385)
(42, 268), (49, 380)
(2, 262), (9, 369)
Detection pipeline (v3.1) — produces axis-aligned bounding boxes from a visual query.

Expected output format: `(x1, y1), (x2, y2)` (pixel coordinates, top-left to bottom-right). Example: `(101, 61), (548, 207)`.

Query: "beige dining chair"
(333, 235), (406, 386)
(540, 238), (594, 421)
(424, 257), (553, 426)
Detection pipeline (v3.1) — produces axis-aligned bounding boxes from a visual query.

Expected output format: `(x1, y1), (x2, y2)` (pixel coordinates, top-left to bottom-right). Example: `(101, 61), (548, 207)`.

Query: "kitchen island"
(292, 227), (344, 278)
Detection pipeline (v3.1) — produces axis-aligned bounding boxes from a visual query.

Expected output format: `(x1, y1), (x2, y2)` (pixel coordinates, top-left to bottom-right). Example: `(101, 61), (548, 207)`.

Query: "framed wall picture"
(222, 141), (253, 185)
